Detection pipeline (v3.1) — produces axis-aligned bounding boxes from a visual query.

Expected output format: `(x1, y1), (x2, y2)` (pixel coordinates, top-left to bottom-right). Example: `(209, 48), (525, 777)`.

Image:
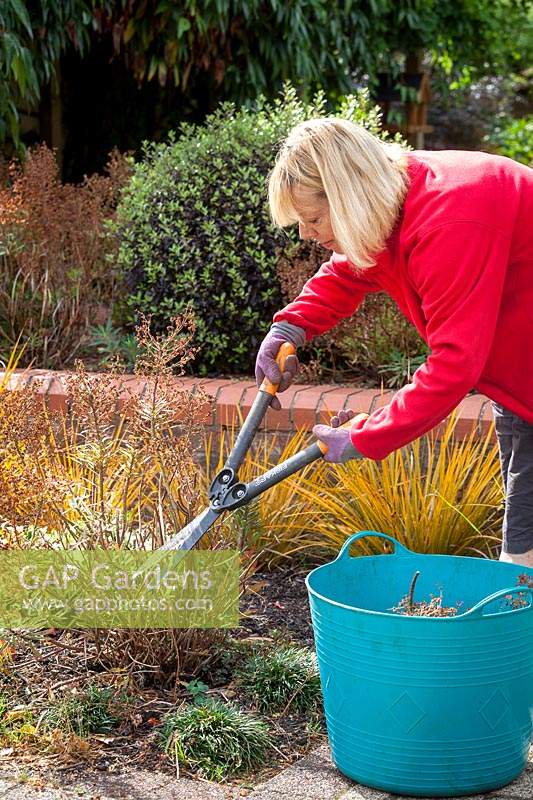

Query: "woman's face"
(292, 190), (338, 251)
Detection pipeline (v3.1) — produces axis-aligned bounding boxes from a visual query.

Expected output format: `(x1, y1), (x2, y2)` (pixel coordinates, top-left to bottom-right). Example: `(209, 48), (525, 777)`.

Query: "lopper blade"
(160, 506), (221, 551)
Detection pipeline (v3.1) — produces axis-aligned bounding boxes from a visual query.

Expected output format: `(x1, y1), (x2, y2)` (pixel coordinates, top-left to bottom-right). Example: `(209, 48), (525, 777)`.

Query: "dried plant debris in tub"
(391, 571), (462, 617)
(505, 573), (533, 609)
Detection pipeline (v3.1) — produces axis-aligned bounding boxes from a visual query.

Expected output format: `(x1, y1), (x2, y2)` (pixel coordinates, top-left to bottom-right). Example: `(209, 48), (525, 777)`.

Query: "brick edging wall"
(1, 369), (495, 441)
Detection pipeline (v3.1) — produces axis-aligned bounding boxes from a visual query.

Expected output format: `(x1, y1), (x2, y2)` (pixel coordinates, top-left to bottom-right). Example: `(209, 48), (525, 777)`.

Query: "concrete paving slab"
(248, 744), (533, 800)
(61, 768), (240, 800)
(335, 786), (392, 800)
(247, 744), (351, 800)
(483, 767), (533, 799)
(0, 744), (531, 800)
(0, 776), (113, 799)
(335, 765), (533, 800)
(0, 769), (242, 800)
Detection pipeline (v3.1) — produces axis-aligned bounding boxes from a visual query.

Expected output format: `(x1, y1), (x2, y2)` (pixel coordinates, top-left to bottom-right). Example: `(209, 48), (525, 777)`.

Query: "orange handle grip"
(316, 413), (369, 455)
(260, 342), (296, 396)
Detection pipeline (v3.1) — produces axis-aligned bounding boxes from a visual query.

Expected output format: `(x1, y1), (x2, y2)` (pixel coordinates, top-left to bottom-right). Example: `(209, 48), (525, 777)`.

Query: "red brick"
(314, 386), (355, 424)
(289, 385), (327, 429)
(216, 383), (252, 426)
(33, 375), (54, 397)
(45, 376), (68, 412)
(115, 376), (144, 409)
(230, 382), (259, 415)
(479, 400), (497, 442)
(0, 369), (499, 447)
(186, 377), (227, 396)
(367, 389), (395, 412)
(260, 404), (291, 431)
(452, 395), (496, 441)
(5, 370), (32, 391)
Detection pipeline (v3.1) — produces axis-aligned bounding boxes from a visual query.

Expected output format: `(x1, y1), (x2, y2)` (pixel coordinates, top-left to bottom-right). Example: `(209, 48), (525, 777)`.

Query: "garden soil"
(0, 562), (323, 792)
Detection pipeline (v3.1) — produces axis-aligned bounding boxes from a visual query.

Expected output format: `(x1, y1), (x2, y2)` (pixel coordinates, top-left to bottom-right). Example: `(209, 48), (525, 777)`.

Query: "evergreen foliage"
(113, 86), (397, 375)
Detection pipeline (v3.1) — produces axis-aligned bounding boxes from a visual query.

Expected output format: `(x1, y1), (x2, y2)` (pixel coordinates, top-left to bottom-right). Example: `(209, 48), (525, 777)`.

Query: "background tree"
(0, 0), (91, 150)
(94, 1), (531, 101)
(1, 1), (531, 175)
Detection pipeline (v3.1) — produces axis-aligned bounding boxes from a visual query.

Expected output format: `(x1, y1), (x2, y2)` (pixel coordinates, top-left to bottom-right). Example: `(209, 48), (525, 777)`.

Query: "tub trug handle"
(463, 585), (533, 618)
(337, 531), (414, 560)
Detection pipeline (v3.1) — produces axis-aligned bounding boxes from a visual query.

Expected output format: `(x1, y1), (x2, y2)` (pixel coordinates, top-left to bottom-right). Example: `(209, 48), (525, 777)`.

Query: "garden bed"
(0, 560), (325, 791)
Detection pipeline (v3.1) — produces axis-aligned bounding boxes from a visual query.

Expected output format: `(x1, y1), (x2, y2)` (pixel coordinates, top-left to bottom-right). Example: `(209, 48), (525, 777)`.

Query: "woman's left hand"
(313, 409), (365, 463)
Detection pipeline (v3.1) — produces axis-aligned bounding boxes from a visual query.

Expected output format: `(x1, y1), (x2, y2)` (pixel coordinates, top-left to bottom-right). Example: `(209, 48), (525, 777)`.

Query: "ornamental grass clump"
(41, 685), (120, 739)
(293, 412), (503, 558)
(236, 645), (322, 714)
(159, 699), (272, 780)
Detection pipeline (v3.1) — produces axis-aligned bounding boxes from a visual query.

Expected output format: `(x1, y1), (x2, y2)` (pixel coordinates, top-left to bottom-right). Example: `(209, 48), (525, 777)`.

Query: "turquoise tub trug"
(306, 531), (533, 797)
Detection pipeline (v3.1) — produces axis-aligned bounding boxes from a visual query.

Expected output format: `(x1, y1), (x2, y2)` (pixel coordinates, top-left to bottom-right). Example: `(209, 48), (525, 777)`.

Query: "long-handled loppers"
(161, 343), (351, 551)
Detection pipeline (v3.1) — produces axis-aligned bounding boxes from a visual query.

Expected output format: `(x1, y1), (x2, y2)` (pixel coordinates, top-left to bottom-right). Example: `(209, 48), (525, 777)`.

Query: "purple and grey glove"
(313, 409), (366, 463)
(255, 321), (306, 410)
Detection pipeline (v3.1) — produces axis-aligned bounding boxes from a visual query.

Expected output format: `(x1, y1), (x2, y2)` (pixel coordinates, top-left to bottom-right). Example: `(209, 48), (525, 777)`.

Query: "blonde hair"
(268, 117), (409, 268)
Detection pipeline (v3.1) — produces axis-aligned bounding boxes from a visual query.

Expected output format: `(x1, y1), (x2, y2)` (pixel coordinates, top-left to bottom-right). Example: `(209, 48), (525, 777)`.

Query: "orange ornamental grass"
(0, 313), (210, 551)
(288, 413), (503, 559)
(200, 411), (503, 565)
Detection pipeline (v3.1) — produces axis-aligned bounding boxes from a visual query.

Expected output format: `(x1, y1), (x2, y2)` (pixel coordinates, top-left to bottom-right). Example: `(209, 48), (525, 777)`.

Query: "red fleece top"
(273, 150), (533, 460)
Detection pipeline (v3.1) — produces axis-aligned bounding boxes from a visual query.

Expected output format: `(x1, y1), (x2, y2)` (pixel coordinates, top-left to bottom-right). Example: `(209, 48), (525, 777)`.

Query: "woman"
(255, 117), (533, 566)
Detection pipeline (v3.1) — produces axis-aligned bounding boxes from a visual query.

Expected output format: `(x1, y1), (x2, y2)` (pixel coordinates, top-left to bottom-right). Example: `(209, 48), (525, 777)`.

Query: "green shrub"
(88, 319), (138, 370)
(485, 114), (533, 165)
(41, 685), (120, 738)
(159, 699), (271, 780)
(236, 644), (322, 713)
(113, 85), (404, 376)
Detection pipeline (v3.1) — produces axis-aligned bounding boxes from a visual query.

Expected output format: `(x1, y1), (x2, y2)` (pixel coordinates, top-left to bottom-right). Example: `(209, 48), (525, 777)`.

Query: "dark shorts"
(492, 402), (533, 554)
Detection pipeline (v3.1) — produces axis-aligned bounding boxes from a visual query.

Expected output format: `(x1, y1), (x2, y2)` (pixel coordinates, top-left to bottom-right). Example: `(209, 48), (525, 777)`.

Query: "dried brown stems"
(0, 145), (132, 367)
(0, 311), (210, 550)
(0, 313), (224, 681)
(392, 570), (461, 617)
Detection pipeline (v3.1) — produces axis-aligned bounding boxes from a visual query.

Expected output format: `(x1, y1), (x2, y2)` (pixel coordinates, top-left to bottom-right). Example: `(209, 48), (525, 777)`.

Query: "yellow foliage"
(293, 414), (503, 558)
(0, 639), (14, 674)
(0, 709), (39, 746)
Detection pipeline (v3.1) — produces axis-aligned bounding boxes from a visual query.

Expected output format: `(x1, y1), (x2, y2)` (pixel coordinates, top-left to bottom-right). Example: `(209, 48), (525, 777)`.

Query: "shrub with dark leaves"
(113, 85), (402, 376)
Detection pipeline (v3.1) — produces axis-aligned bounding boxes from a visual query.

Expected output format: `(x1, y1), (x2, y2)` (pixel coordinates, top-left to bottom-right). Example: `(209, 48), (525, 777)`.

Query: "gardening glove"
(313, 410), (368, 463)
(255, 321), (306, 410)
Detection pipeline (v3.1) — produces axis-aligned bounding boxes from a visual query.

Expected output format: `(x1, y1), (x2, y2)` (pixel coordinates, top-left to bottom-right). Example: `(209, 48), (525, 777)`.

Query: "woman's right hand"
(255, 323), (304, 410)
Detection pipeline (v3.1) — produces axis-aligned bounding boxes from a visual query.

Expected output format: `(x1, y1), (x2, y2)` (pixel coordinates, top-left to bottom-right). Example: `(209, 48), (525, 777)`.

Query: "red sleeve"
(273, 253), (381, 339)
(350, 222), (512, 459)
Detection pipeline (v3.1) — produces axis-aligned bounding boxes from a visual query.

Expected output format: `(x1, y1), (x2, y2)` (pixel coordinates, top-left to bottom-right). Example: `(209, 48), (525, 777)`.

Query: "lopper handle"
(260, 342), (296, 396)
(225, 343), (296, 474)
(315, 413), (369, 455)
